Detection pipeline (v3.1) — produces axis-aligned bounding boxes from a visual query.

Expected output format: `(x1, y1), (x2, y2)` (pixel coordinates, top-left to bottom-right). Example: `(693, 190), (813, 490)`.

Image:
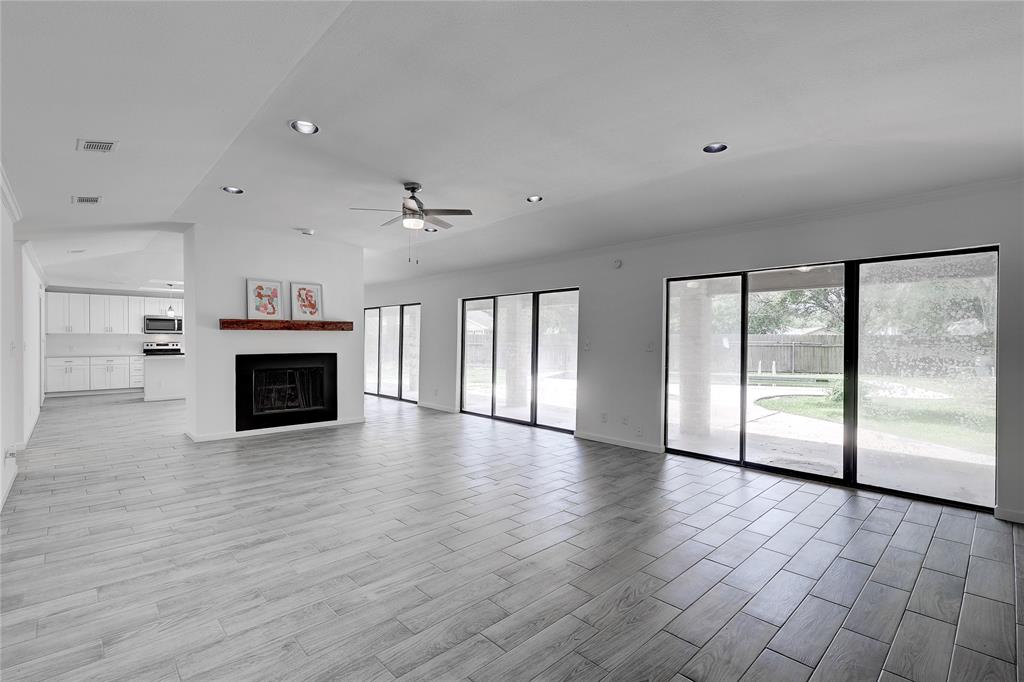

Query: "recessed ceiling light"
(289, 120), (319, 135)
(221, 186), (244, 194)
(67, 249), (87, 254)
(702, 142), (728, 154)
(526, 195), (543, 203)
(293, 228), (316, 236)
(424, 226), (438, 233)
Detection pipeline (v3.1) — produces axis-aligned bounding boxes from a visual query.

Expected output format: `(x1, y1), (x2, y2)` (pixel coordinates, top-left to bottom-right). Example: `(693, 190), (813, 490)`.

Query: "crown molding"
(21, 241), (47, 285)
(0, 163), (23, 223)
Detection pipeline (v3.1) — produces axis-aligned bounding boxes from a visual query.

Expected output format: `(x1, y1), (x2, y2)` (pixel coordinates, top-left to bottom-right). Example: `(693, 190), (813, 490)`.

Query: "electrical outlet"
(646, 342), (655, 353)
(621, 416), (629, 426)
(583, 341), (591, 351)
(600, 412), (607, 423)
(635, 425), (643, 438)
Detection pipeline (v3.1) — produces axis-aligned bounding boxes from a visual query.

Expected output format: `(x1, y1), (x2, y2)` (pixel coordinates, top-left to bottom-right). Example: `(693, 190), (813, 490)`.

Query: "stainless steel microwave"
(144, 316), (183, 334)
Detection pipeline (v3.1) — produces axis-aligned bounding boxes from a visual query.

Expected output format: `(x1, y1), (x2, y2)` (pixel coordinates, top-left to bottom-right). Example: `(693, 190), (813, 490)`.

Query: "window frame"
(460, 287), (580, 434)
(663, 244), (999, 512)
(364, 302), (421, 403)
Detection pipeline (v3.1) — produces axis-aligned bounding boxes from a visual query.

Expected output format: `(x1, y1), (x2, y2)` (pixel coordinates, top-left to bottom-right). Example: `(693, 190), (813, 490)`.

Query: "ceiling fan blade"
(424, 215), (453, 230)
(350, 207), (400, 212)
(422, 208), (472, 216)
(379, 215), (403, 228)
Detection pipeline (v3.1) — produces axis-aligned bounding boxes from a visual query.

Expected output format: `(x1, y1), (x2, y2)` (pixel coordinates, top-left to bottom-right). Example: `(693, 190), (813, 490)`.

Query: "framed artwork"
(291, 282), (324, 321)
(246, 278), (283, 320)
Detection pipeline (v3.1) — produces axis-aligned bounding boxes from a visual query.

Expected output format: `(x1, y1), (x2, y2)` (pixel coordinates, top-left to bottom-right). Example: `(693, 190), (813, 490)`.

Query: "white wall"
(21, 246), (43, 440)
(184, 223), (364, 441)
(367, 178), (1024, 521)
(1, 199), (18, 506)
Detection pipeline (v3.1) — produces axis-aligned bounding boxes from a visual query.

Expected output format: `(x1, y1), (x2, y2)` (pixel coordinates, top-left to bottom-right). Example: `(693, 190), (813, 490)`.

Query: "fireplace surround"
(235, 353), (337, 432)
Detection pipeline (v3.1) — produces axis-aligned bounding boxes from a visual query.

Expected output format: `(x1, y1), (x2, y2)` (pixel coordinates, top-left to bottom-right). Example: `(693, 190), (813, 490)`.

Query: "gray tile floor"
(1, 394), (1021, 681)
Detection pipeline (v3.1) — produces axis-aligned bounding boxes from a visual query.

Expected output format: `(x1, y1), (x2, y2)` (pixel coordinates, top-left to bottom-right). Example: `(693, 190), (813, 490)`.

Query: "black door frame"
(663, 244), (998, 512)
(460, 287), (580, 434)
(364, 303), (421, 404)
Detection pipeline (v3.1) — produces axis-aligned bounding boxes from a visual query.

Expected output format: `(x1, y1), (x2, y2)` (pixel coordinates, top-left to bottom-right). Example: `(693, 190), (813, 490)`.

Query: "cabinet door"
(108, 296), (129, 334)
(128, 297), (146, 334)
(89, 365), (109, 390)
(145, 297), (165, 316)
(67, 294), (91, 333)
(109, 364), (130, 389)
(46, 292), (68, 333)
(89, 295), (108, 333)
(46, 365), (68, 392)
(69, 366), (91, 391)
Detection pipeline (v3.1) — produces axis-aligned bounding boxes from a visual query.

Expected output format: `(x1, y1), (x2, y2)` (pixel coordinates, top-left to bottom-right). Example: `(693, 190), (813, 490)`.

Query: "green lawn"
(757, 388), (995, 455)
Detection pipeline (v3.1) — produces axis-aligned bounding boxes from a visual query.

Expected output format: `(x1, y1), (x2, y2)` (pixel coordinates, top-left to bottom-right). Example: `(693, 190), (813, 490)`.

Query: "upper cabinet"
(46, 292), (90, 334)
(128, 296), (146, 334)
(47, 292), (182, 335)
(89, 295), (129, 334)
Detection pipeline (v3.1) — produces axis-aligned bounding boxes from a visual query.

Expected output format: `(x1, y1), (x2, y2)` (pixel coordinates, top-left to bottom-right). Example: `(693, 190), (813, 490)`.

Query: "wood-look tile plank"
(883, 611), (956, 682)
(680, 612), (777, 682)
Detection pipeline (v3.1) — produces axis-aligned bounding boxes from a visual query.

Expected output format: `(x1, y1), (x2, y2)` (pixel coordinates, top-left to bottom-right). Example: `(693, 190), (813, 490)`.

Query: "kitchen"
(45, 289), (185, 402)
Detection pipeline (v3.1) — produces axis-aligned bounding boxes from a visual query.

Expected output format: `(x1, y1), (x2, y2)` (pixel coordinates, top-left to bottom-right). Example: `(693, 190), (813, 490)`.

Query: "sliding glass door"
(666, 276), (742, 459)
(664, 247), (997, 508)
(495, 294), (534, 422)
(401, 305), (421, 402)
(857, 251), (997, 506)
(364, 303), (421, 402)
(364, 309), (380, 393)
(537, 290), (580, 431)
(379, 306), (401, 397)
(462, 288), (579, 431)
(462, 299), (494, 415)
(745, 264), (845, 477)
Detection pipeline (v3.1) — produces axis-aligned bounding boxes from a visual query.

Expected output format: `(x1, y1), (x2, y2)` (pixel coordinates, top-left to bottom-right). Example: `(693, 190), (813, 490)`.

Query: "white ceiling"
(4, 2), (1021, 286)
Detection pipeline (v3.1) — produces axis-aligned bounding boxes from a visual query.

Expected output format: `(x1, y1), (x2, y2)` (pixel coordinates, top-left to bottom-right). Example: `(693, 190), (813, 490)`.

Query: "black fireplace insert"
(235, 353), (337, 431)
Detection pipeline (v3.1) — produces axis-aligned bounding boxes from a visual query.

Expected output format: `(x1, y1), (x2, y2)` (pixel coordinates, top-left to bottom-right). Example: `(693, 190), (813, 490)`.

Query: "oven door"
(144, 316), (183, 334)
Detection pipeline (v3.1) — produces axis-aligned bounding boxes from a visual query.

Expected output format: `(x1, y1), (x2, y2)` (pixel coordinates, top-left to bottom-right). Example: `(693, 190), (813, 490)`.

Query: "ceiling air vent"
(75, 139), (118, 153)
(70, 195), (102, 205)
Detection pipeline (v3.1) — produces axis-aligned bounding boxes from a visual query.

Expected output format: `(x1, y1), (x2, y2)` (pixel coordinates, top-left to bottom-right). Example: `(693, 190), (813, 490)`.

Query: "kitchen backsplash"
(46, 334), (185, 357)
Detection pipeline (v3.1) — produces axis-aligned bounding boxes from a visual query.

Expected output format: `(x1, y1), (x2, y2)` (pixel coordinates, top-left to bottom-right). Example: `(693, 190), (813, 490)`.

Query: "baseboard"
(574, 431), (665, 454)
(416, 401), (457, 413)
(1, 460), (17, 510)
(45, 388), (143, 398)
(186, 416), (365, 443)
(994, 505), (1024, 523)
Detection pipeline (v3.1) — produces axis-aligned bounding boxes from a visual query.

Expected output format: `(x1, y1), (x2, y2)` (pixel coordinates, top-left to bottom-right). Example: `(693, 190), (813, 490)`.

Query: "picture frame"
(246, 278), (283, 320)
(290, 282), (324, 321)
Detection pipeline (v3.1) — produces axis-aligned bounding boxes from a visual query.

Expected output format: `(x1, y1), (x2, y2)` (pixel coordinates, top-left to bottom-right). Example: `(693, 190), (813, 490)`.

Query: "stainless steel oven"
(144, 316), (183, 334)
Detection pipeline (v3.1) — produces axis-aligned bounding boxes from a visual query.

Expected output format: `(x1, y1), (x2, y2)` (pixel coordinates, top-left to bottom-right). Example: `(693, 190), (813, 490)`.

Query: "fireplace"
(235, 353), (337, 432)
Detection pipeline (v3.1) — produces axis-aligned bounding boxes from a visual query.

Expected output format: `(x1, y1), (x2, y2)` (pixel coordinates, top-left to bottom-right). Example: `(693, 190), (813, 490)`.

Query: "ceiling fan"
(350, 182), (472, 232)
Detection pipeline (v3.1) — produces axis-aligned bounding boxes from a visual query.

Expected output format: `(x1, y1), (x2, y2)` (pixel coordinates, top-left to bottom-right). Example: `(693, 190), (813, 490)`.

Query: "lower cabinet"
(46, 356), (139, 392)
(90, 357), (130, 390)
(45, 358), (91, 392)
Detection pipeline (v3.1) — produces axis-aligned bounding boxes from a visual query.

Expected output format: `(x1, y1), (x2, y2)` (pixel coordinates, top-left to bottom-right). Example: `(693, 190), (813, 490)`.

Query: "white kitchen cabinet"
(46, 357), (90, 392)
(46, 292), (90, 333)
(129, 356), (145, 387)
(145, 296), (183, 318)
(128, 297), (146, 334)
(145, 297), (166, 317)
(89, 295), (129, 334)
(89, 356), (130, 390)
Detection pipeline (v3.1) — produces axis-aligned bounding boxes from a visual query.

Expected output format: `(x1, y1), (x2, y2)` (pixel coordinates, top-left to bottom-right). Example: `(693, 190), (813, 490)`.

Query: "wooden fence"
(747, 334), (843, 375)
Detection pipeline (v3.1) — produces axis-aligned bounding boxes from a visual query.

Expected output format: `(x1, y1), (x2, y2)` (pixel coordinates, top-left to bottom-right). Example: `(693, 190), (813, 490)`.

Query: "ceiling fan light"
(402, 214), (425, 230)
(289, 120), (319, 135)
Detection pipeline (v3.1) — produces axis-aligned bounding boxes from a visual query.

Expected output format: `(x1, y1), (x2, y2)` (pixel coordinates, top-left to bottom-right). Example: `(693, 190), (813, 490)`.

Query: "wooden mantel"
(218, 319), (353, 331)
